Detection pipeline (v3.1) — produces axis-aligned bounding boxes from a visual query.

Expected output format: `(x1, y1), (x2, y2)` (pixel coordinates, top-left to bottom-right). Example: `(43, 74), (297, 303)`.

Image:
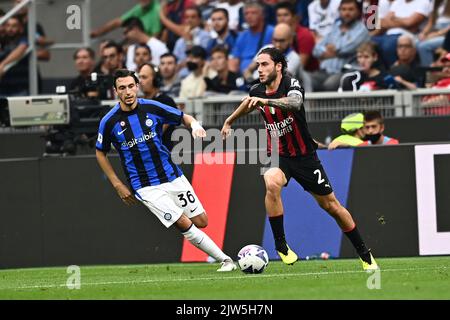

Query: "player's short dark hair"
(73, 47), (95, 60)
(364, 110), (384, 124)
(275, 1), (296, 15)
(211, 7), (229, 20)
(113, 69), (139, 88)
(211, 45), (229, 57)
(258, 47), (288, 74)
(122, 17), (144, 32)
(160, 52), (177, 63)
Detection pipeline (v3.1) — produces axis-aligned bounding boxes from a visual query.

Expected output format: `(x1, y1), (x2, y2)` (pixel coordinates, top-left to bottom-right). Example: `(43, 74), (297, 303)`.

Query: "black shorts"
(275, 153), (333, 196)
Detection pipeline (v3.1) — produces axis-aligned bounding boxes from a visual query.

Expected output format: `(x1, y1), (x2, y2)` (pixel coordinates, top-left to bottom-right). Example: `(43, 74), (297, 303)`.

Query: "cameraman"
(69, 47), (98, 97)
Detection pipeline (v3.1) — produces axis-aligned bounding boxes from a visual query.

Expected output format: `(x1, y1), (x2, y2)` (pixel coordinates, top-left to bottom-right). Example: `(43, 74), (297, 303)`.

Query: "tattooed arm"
(247, 93), (304, 112)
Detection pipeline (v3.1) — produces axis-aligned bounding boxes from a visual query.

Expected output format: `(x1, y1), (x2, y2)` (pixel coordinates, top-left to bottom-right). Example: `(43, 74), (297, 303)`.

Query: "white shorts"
(135, 175), (205, 228)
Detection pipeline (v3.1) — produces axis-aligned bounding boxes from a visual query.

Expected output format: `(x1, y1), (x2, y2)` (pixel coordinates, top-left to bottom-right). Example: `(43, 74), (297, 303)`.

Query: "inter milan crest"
(146, 119), (153, 127)
(164, 213), (172, 221)
(120, 121), (125, 127)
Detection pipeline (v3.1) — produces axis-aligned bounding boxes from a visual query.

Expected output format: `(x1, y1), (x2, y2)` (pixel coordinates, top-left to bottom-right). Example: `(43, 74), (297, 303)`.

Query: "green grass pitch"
(0, 257), (449, 299)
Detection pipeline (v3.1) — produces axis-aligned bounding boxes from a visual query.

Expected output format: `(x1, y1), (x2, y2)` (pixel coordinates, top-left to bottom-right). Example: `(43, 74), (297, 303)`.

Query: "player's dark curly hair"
(113, 69), (140, 88)
(258, 47), (288, 75)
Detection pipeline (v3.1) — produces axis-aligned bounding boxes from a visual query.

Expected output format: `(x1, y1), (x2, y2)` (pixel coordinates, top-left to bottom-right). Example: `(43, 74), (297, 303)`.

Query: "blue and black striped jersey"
(96, 98), (184, 190)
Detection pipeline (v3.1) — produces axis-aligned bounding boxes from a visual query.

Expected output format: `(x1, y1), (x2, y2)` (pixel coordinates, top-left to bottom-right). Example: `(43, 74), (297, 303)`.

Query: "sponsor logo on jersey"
(121, 131), (157, 148)
(265, 116), (295, 137)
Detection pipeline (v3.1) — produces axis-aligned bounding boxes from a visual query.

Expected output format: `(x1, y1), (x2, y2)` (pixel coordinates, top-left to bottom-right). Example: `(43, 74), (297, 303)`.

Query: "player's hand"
(115, 183), (138, 206)
(191, 121), (206, 139)
(247, 97), (268, 109)
(221, 121), (233, 140)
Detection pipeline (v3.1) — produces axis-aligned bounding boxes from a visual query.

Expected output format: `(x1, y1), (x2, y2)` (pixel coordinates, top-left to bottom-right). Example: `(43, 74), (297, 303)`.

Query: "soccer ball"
(237, 244), (269, 274)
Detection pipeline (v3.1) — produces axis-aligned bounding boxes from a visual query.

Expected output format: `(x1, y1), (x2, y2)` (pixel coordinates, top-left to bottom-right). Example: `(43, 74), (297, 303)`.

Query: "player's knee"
(321, 198), (341, 215)
(265, 179), (283, 197)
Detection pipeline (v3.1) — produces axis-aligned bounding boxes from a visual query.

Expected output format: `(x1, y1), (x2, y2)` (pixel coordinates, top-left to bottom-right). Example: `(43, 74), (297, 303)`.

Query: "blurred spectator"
(444, 28), (450, 51)
(69, 47), (97, 97)
(342, 42), (388, 91)
(229, 0), (274, 74)
(13, 0), (52, 62)
(134, 44), (152, 71)
(179, 45), (207, 98)
(159, 0), (195, 51)
(0, 15), (29, 96)
(90, 0), (161, 39)
(388, 34), (421, 90)
(159, 52), (182, 97)
(328, 112), (365, 149)
(243, 22), (312, 91)
(0, 9), (6, 49)
(161, 7), (210, 77)
(360, 110), (399, 145)
(206, 8), (237, 56)
(275, 1), (318, 72)
(417, 0), (450, 67)
(421, 52), (450, 115)
(138, 63), (180, 150)
(216, 0), (244, 32)
(311, 0), (368, 91)
(122, 17), (168, 71)
(308, 0), (340, 42)
(205, 46), (243, 93)
(93, 41), (124, 99)
(372, 0), (432, 68)
(195, 0), (216, 21)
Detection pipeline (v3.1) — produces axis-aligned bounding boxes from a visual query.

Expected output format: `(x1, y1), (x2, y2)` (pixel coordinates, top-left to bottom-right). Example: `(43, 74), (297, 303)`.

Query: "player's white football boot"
(217, 259), (237, 272)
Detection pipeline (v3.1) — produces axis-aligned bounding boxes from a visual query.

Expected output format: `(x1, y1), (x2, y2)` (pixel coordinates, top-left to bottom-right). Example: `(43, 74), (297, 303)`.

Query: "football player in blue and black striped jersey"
(96, 69), (236, 272)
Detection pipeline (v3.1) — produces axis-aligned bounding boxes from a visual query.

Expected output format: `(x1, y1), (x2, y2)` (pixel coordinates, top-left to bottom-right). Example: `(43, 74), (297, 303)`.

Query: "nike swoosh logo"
(190, 207), (198, 213)
(117, 128), (127, 135)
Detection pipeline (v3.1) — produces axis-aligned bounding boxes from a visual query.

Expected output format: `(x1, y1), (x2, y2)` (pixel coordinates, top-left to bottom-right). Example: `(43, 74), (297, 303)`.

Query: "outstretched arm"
(95, 149), (138, 206)
(221, 97), (255, 139)
(182, 113), (206, 139)
(90, 17), (122, 38)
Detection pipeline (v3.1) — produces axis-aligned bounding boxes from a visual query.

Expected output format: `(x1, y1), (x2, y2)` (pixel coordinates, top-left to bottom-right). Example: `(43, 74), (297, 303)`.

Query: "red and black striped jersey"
(249, 74), (318, 157)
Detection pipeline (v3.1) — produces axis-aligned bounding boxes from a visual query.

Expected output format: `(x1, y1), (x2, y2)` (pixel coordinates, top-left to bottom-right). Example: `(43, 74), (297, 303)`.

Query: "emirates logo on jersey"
(265, 116), (295, 137)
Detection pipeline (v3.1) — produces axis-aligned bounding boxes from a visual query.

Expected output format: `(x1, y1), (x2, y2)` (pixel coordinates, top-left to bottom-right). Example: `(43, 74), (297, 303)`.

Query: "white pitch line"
(0, 266), (447, 291)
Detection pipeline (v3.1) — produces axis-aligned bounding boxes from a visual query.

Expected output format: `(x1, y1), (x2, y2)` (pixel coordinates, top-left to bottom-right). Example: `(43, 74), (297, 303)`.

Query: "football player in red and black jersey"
(221, 47), (378, 270)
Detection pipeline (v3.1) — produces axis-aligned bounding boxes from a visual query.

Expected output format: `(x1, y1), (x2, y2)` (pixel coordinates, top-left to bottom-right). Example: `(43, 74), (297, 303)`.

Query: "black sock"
(269, 215), (288, 255)
(344, 226), (372, 264)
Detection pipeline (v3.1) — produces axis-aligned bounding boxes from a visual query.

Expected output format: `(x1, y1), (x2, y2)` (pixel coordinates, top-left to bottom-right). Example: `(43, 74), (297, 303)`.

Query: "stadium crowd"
(1, 0), (450, 97)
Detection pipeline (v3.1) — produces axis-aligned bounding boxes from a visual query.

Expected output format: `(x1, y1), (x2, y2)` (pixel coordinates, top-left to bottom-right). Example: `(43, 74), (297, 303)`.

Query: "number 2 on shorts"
(314, 169), (325, 185)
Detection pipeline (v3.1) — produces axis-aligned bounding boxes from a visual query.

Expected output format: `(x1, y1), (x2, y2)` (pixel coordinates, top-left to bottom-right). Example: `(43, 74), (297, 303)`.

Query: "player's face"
(115, 76), (139, 106)
(357, 51), (377, 73)
(256, 53), (280, 85)
(138, 64), (154, 92)
(364, 120), (384, 136)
